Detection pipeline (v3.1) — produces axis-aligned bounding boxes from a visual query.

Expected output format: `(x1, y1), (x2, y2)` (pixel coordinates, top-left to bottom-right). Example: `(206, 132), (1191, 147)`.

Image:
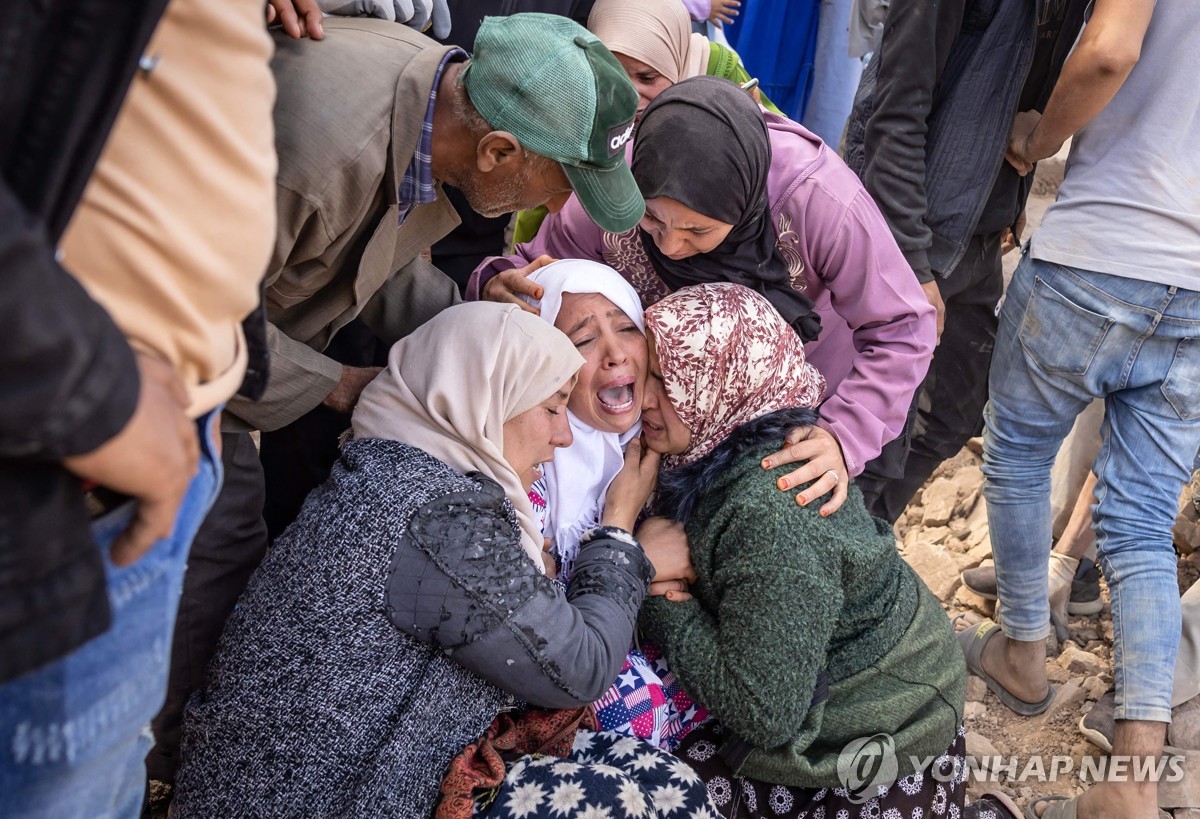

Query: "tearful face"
(554, 292), (647, 435)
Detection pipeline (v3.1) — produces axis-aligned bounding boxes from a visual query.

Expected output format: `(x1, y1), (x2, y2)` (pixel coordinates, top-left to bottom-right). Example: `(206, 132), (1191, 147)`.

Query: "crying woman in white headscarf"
(520, 259), (652, 581)
(521, 260), (714, 751)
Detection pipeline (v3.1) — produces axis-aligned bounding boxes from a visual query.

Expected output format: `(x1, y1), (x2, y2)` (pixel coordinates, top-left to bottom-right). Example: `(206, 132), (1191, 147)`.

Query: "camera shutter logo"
(837, 733), (898, 804)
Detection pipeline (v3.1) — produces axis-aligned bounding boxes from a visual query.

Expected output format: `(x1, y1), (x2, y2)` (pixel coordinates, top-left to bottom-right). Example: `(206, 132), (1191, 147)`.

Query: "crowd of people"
(1, 0), (1196, 818)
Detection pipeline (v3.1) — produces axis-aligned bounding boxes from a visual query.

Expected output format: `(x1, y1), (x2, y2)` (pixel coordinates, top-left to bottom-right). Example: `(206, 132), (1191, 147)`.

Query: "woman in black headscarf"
(631, 76), (823, 342)
(473, 75), (936, 516)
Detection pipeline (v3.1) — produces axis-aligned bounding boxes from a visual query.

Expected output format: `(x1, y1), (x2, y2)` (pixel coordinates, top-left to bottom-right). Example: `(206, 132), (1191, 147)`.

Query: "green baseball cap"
(462, 14), (645, 233)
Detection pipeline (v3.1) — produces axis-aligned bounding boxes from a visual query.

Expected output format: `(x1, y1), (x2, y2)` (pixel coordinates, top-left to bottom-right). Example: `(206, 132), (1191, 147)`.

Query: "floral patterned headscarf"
(645, 283), (827, 468)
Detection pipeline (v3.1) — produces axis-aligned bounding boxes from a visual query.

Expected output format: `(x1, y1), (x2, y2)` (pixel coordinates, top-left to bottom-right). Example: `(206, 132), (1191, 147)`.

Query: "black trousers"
(146, 430), (267, 783)
(858, 232), (1005, 523)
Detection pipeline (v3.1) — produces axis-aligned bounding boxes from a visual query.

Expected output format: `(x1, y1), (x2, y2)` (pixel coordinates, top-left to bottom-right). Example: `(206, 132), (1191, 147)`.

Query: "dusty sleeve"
(389, 497), (652, 709)
(223, 322), (342, 432)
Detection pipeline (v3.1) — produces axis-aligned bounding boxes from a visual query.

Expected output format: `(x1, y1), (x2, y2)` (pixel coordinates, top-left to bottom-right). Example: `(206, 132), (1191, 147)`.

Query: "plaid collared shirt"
(397, 48), (466, 225)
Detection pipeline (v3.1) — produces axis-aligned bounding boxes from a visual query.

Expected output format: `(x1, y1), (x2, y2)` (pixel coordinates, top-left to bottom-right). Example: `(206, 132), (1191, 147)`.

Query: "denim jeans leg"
(0, 410), (224, 818)
(986, 255), (1200, 722)
(982, 255), (1092, 643)
(1091, 333), (1200, 722)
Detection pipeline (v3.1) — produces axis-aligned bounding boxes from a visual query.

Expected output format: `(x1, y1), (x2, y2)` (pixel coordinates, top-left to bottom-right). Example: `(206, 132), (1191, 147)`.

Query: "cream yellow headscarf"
(588, 0), (709, 84)
(352, 302), (584, 572)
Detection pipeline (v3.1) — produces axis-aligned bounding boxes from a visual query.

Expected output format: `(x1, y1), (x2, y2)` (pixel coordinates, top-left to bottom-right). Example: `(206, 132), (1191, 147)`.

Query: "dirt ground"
(898, 440), (1200, 817)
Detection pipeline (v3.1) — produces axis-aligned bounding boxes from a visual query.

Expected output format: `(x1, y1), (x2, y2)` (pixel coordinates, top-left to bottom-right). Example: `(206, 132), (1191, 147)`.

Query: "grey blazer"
(227, 19), (462, 431)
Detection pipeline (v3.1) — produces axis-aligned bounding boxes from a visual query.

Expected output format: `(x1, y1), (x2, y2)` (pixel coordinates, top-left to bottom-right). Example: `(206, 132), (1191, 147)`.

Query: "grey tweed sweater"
(173, 439), (651, 818)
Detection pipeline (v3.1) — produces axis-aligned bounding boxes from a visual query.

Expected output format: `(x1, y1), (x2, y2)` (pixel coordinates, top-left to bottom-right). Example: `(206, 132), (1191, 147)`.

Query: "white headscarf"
(523, 260), (646, 571)
(352, 302), (585, 571)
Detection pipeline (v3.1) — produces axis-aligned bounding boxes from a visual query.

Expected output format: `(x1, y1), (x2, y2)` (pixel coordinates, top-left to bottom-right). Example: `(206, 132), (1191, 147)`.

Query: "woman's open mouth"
(596, 376), (637, 415)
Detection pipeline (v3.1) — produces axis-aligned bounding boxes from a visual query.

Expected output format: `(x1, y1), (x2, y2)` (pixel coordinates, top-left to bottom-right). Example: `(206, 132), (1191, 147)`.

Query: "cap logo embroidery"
(607, 119), (635, 156)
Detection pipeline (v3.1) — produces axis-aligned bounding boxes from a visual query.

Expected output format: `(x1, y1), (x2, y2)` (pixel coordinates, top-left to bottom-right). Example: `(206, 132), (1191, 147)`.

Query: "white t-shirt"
(1031, 0), (1200, 292)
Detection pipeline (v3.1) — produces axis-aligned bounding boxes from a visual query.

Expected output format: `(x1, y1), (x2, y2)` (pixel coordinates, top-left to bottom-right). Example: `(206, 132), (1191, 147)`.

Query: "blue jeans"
(0, 410), (223, 817)
(982, 254), (1200, 723)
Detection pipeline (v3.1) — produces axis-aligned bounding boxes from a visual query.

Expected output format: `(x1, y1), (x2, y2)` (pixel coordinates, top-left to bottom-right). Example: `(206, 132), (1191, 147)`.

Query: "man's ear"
(476, 131), (523, 172)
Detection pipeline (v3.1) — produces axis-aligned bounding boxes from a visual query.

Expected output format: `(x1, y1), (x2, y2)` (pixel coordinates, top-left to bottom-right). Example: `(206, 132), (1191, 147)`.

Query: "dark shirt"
(975, 0), (1089, 235)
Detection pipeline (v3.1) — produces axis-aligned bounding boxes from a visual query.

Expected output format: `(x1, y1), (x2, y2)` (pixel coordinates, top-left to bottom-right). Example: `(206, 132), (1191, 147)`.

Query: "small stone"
(1170, 695), (1200, 751)
(966, 676), (989, 702)
(951, 464), (984, 500)
(1046, 661), (1071, 684)
(1082, 675), (1109, 701)
(956, 586), (994, 617)
(1035, 680), (1086, 726)
(949, 517), (971, 538)
(966, 437), (984, 457)
(966, 730), (1000, 761)
(924, 526), (954, 546)
(901, 537), (977, 601)
(964, 542), (993, 569)
(965, 701), (988, 720)
(946, 536), (973, 555)
(965, 501), (991, 548)
(922, 477), (960, 527)
(1159, 749), (1200, 808)
(1058, 643), (1108, 677)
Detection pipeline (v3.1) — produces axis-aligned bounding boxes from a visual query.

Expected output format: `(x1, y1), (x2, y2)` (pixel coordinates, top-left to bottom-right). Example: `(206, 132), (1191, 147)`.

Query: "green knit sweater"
(640, 446), (966, 788)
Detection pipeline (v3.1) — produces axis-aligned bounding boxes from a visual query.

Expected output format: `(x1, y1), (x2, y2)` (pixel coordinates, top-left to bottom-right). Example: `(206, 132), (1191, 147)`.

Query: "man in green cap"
(146, 13), (643, 789)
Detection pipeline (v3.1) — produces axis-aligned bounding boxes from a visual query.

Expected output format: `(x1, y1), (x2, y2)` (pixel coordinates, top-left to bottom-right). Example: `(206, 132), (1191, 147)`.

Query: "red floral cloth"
(436, 705), (597, 819)
(645, 283), (826, 467)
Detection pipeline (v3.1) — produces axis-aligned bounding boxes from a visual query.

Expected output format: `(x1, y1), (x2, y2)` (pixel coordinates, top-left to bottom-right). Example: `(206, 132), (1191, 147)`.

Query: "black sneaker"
(1069, 561), (1103, 616)
(1079, 691), (1115, 753)
(961, 561), (1103, 614)
(961, 565), (998, 600)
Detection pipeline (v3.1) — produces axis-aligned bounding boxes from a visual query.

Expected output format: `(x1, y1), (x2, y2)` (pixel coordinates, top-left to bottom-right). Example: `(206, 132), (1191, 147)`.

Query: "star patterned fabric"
(487, 730), (719, 819)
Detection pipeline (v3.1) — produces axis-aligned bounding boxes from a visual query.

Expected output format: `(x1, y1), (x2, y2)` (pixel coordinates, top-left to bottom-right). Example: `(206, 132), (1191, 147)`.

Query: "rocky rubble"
(899, 438), (1200, 816)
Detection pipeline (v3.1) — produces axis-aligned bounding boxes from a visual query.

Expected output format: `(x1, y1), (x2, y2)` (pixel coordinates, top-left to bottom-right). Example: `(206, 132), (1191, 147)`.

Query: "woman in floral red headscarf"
(632, 283), (995, 819)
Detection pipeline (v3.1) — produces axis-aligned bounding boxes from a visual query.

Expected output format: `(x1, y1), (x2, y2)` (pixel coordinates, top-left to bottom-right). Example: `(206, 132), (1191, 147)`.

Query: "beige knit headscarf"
(352, 302), (584, 572)
(589, 0), (709, 84)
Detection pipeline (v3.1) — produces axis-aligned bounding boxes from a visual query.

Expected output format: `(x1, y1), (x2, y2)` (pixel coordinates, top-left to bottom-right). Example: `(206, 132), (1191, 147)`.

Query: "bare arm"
(1007, 0), (1156, 173)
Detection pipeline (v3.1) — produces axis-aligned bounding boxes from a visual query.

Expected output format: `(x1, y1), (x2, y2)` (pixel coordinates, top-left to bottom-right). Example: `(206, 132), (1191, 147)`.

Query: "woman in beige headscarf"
(175, 302), (684, 818)
(588, 0), (781, 115)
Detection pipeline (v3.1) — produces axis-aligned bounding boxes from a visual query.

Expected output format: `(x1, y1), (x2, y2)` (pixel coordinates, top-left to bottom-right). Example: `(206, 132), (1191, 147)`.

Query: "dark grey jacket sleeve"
(386, 484), (652, 709)
(0, 183), (139, 459)
(858, 0), (965, 281)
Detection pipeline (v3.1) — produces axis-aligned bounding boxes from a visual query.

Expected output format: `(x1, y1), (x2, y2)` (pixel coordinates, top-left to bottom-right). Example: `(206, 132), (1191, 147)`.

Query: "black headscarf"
(631, 76), (821, 341)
